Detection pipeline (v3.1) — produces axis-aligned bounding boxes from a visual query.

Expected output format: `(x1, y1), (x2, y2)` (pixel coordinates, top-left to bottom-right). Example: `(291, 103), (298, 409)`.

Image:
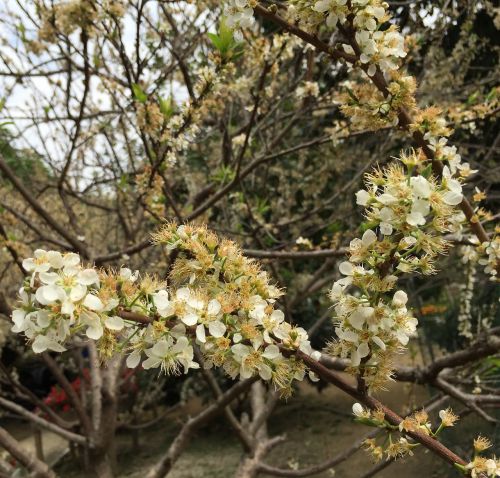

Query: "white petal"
(361, 229), (377, 246)
(270, 310), (284, 322)
(77, 269), (100, 286)
(258, 364), (272, 381)
(36, 285), (64, 305)
(46, 251), (64, 269)
(339, 261), (354, 276)
(83, 294), (104, 312)
(207, 299), (221, 316)
(196, 324), (206, 343)
(176, 287), (191, 301)
(32, 335), (49, 353)
(392, 290), (408, 307)
(126, 350), (141, 368)
(181, 312), (199, 326)
(39, 272), (59, 284)
(262, 344), (280, 360)
(442, 191), (463, 206)
(352, 402), (364, 416)
(86, 324), (103, 340)
(357, 342), (370, 358)
(208, 320), (226, 338)
(63, 253), (80, 267)
(152, 340), (171, 357)
(105, 316), (124, 331)
(371, 336), (386, 350)
(70, 284), (87, 302)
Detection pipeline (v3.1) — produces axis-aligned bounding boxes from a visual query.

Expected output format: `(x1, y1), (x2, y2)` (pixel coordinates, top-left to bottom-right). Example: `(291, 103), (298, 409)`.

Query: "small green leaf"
(207, 19), (244, 61)
(207, 33), (224, 52)
(158, 96), (175, 118)
(132, 83), (148, 103)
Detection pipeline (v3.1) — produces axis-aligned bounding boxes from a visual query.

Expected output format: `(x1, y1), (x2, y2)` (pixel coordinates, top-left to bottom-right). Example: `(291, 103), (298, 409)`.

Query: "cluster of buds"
(11, 224), (321, 397)
(339, 74), (416, 131)
(353, 402), (416, 460)
(354, 403), (459, 462)
(464, 437), (500, 478)
(37, 0), (125, 47)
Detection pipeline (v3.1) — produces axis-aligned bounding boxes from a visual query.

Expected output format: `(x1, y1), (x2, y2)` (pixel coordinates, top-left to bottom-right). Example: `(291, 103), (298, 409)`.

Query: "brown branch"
(0, 153), (89, 257)
(0, 397), (87, 445)
(434, 375), (499, 424)
(0, 360), (75, 430)
(296, 350), (468, 468)
(242, 248), (346, 259)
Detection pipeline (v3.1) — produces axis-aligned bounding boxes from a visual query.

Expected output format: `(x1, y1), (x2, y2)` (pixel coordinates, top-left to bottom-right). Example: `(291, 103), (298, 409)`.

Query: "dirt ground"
(39, 377), (497, 478)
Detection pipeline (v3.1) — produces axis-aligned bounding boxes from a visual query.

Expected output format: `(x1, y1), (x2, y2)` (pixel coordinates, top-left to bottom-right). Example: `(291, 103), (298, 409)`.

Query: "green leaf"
(158, 96), (175, 118)
(207, 32), (224, 52)
(132, 83), (148, 103)
(207, 19), (244, 61)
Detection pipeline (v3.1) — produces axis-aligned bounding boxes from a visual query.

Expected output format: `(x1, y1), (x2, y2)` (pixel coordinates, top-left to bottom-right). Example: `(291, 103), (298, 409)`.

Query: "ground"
(20, 376), (491, 478)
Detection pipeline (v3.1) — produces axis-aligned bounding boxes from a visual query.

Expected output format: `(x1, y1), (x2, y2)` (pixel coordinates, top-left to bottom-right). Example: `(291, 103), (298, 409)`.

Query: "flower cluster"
(478, 237), (500, 282)
(224, 0), (256, 41)
(11, 225), (321, 396)
(287, 0), (406, 75)
(327, 149), (466, 388)
(457, 260), (476, 339)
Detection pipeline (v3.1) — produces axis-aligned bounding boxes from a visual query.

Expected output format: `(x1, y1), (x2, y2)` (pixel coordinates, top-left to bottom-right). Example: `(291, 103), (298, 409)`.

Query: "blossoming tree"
(0, 1), (498, 477)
